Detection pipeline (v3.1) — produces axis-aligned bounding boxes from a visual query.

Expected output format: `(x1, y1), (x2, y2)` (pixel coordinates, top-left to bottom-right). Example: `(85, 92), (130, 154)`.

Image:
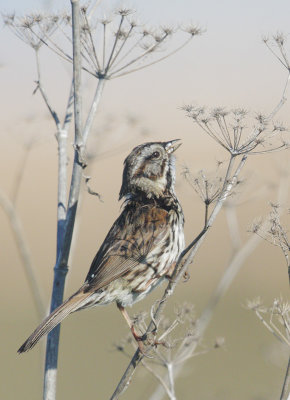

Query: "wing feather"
(84, 203), (169, 292)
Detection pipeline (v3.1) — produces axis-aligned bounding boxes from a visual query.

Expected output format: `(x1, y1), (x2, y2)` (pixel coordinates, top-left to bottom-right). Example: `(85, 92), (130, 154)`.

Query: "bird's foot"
(131, 325), (168, 356)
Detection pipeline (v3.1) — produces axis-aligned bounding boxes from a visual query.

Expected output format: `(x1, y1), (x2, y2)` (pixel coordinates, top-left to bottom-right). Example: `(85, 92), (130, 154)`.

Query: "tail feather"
(18, 289), (91, 354)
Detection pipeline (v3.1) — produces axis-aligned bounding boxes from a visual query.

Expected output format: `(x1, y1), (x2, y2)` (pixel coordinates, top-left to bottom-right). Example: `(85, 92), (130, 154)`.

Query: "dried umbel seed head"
(183, 106), (288, 155)
(183, 167), (224, 205)
(3, 12), (59, 50)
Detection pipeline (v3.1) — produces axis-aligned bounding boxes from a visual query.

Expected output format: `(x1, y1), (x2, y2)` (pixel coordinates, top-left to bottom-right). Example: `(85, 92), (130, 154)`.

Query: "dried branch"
(281, 357), (290, 400)
(263, 33), (290, 71)
(142, 361), (175, 400)
(35, 49), (61, 129)
(247, 298), (289, 345)
(252, 204), (289, 281)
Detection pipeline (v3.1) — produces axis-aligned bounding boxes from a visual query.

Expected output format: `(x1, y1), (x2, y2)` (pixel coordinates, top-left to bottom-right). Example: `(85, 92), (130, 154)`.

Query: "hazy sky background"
(3, 0), (290, 129)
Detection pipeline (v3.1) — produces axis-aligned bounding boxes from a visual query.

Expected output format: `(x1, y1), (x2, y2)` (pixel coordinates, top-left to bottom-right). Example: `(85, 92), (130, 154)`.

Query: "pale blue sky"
(2, 0), (290, 135)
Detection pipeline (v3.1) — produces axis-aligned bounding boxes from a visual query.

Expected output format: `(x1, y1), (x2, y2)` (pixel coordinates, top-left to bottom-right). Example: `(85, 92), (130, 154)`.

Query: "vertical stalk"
(83, 78), (105, 143)
(0, 190), (45, 318)
(167, 363), (176, 400)
(43, 2), (82, 399)
(57, 78), (105, 272)
(56, 129), (68, 258)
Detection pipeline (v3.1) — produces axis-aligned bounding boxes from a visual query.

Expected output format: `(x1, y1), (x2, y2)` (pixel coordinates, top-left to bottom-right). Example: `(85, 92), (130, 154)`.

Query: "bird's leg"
(117, 303), (167, 356)
(117, 303), (154, 356)
(117, 303), (144, 342)
(165, 261), (176, 281)
(165, 260), (189, 282)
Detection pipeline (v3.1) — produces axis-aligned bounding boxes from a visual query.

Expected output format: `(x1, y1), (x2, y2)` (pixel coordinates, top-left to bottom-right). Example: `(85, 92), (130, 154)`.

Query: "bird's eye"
(151, 151), (160, 159)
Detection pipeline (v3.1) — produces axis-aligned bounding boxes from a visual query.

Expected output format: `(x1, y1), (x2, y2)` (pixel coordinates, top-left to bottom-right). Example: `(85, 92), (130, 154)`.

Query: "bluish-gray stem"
(43, 1), (82, 399)
(43, 4), (106, 400)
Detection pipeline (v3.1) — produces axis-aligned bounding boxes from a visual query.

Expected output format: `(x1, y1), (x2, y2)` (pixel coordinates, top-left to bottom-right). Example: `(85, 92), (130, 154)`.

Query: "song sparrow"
(18, 139), (184, 353)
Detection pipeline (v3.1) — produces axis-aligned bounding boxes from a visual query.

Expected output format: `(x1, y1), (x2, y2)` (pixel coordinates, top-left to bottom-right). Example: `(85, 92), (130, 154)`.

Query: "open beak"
(164, 139), (182, 154)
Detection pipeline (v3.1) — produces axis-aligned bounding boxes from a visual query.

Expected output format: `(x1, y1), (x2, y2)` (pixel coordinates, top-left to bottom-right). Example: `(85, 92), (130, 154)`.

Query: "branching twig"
(142, 360), (174, 400)
(35, 49), (61, 130)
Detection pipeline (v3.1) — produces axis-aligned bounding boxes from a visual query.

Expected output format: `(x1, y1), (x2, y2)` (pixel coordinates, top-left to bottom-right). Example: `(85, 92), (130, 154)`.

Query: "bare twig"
(280, 357), (290, 400)
(142, 361), (174, 400)
(35, 49), (61, 130)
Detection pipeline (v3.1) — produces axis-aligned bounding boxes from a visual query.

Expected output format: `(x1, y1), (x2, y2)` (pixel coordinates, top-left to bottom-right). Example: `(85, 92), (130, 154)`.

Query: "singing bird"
(18, 140), (184, 353)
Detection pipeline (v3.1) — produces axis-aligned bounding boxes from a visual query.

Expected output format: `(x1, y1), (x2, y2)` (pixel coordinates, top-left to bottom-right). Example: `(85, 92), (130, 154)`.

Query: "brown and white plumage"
(18, 140), (184, 353)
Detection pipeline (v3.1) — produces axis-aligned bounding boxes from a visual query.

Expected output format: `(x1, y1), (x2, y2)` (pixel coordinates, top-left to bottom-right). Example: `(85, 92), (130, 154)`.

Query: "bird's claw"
(131, 325), (167, 357)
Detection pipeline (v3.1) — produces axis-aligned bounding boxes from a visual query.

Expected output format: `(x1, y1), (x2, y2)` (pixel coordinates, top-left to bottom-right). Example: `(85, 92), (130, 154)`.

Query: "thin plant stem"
(82, 77), (105, 143)
(55, 81), (74, 260)
(108, 24), (135, 69)
(264, 41), (288, 69)
(255, 310), (287, 344)
(102, 22), (106, 70)
(280, 356), (290, 400)
(276, 41), (290, 69)
(82, 11), (101, 71)
(167, 363), (176, 400)
(204, 203), (209, 227)
(87, 0), (103, 22)
(266, 71), (290, 121)
(55, 128), (68, 260)
(11, 143), (32, 205)
(142, 361), (173, 400)
(0, 190), (45, 318)
(35, 49), (61, 130)
(109, 33), (169, 77)
(62, 80), (74, 132)
(31, 26), (73, 64)
(225, 204), (242, 252)
(105, 15), (125, 73)
(110, 35), (191, 79)
(112, 35), (144, 68)
(47, 64), (105, 332)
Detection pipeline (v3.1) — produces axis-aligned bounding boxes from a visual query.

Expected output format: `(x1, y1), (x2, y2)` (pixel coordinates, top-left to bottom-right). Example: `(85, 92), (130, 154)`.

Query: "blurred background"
(1, 0), (290, 399)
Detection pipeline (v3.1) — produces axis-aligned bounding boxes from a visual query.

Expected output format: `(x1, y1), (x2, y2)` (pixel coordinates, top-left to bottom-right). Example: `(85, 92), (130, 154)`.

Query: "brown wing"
(84, 203), (170, 293)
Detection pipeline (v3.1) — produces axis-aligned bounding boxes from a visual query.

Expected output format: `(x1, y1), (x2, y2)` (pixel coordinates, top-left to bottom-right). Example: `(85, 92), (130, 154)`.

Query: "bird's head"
(119, 140), (181, 200)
